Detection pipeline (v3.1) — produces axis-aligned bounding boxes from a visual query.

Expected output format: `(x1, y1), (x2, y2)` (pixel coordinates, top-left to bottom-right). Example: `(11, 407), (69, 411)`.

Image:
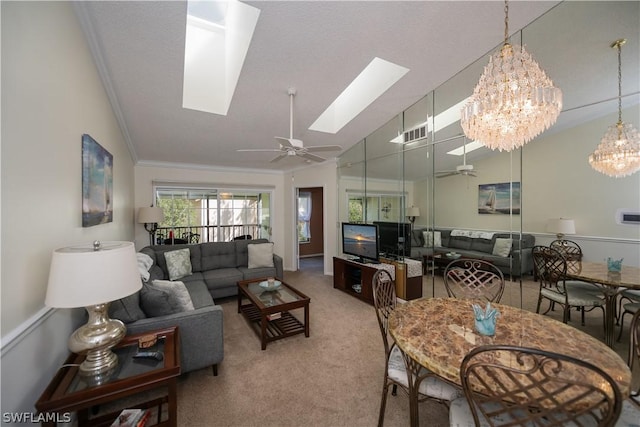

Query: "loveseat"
(109, 239), (283, 375)
(410, 229), (535, 277)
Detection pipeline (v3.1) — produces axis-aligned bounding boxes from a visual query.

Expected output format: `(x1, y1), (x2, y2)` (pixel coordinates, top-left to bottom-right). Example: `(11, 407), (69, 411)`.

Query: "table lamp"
(407, 206), (420, 224)
(138, 206), (164, 245)
(45, 241), (142, 377)
(546, 218), (576, 240)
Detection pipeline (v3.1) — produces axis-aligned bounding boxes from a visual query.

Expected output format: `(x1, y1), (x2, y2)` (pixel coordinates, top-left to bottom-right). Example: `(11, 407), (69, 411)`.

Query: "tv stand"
(333, 256), (422, 304)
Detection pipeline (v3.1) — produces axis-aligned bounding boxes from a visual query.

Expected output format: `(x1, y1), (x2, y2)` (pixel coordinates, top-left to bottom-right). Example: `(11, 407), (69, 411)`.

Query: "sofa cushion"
(203, 268), (244, 290)
(449, 236), (472, 250)
(470, 238), (493, 254)
(201, 242), (237, 271)
(248, 242), (274, 268)
(492, 238), (513, 257)
(151, 279), (195, 311)
(110, 290), (146, 324)
(411, 230), (424, 248)
(423, 231), (442, 247)
(183, 280), (214, 309)
(140, 283), (184, 317)
(164, 248), (193, 280)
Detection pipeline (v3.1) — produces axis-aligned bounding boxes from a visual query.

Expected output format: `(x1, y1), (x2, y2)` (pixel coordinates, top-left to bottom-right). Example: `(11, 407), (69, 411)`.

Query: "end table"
(35, 326), (180, 426)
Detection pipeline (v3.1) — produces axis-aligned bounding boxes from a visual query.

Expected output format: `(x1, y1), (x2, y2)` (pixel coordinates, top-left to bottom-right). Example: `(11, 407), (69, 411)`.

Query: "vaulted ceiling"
(75, 1), (566, 172)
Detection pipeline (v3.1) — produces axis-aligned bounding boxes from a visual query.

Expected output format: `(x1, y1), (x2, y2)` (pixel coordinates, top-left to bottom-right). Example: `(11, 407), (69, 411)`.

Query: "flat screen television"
(374, 221), (412, 258)
(341, 222), (379, 263)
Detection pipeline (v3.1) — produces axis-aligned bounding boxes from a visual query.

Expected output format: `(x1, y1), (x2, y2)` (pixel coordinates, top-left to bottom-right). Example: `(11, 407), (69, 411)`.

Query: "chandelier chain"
(617, 41), (622, 124)
(503, 0), (509, 44)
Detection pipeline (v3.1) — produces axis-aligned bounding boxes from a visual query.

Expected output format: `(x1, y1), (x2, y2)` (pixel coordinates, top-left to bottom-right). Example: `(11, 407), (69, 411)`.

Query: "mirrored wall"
(337, 1), (640, 295)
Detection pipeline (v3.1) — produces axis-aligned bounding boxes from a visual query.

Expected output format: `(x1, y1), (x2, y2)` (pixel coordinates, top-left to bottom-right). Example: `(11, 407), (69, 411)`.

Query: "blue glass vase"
(472, 302), (499, 337)
(607, 257), (623, 273)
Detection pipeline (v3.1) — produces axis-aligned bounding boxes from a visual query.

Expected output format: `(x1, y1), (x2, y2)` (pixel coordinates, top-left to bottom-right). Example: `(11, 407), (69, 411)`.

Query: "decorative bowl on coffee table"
(259, 280), (281, 291)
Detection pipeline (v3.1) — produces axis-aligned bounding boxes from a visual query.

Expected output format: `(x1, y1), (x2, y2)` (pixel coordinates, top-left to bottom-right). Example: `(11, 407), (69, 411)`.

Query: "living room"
(2, 1), (639, 424)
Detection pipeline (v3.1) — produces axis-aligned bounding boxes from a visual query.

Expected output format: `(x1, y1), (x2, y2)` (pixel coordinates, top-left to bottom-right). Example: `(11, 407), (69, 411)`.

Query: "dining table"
(564, 262), (640, 348)
(388, 297), (632, 426)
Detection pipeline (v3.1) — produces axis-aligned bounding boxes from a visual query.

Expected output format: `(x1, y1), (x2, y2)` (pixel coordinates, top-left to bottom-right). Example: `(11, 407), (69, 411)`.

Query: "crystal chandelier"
(588, 39), (640, 178)
(460, 0), (562, 152)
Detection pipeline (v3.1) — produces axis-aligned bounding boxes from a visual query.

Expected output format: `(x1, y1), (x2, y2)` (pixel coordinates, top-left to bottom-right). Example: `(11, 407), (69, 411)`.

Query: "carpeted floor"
(171, 263), (634, 427)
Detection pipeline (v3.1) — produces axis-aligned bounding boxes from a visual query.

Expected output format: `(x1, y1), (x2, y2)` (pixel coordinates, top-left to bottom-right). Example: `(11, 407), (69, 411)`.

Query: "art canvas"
(478, 182), (520, 215)
(82, 134), (113, 226)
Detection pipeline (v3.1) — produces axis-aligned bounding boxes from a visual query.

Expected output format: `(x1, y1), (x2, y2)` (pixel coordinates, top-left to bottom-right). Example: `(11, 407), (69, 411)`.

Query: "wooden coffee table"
(237, 278), (310, 350)
(423, 251), (458, 274)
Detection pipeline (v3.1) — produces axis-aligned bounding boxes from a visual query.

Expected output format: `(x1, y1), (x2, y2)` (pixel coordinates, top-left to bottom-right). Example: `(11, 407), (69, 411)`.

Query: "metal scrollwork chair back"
(443, 259), (505, 303)
(459, 345), (622, 427)
(532, 246), (604, 326)
(371, 269), (459, 427)
(550, 239), (583, 275)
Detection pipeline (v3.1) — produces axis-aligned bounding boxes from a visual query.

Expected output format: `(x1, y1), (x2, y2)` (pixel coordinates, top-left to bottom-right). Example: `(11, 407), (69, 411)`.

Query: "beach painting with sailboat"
(478, 182), (520, 215)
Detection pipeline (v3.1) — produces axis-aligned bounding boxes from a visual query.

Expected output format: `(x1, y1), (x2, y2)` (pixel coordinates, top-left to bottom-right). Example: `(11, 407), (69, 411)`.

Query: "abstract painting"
(82, 134), (113, 227)
(478, 182), (520, 215)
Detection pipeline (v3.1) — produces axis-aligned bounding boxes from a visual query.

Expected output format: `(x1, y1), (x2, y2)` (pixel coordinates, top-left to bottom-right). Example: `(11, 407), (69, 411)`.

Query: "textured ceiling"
(74, 1), (638, 174)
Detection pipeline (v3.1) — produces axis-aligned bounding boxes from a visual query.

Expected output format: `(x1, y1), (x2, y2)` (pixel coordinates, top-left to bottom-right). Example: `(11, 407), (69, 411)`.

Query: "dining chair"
(549, 239), (583, 274)
(616, 300), (640, 342)
(616, 309), (640, 426)
(532, 246), (605, 326)
(443, 259), (505, 303)
(617, 289), (640, 324)
(449, 345), (622, 427)
(371, 269), (460, 427)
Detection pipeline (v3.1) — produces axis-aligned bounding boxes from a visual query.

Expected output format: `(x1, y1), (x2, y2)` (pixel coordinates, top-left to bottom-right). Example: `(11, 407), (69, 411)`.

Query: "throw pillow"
(137, 252), (154, 282)
(422, 231), (442, 247)
(150, 279), (195, 311)
(492, 238), (512, 257)
(140, 284), (182, 317)
(164, 248), (192, 281)
(248, 242), (274, 269)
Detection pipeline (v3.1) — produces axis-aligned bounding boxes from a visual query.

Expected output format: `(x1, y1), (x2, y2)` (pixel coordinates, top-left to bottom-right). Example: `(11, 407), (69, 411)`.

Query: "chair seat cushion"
(541, 288), (603, 306)
(388, 346), (461, 401)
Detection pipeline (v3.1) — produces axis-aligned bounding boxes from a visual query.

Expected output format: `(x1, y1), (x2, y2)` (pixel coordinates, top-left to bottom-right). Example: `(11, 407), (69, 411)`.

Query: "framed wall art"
(82, 134), (113, 227)
(478, 182), (520, 215)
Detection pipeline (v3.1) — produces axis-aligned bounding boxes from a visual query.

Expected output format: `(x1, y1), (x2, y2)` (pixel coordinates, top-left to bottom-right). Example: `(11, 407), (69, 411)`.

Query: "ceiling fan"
(435, 137), (477, 178)
(237, 88), (341, 163)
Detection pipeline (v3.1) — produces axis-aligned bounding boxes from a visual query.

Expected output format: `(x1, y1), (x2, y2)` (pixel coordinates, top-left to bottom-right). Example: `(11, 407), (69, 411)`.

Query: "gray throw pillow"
(140, 284), (182, 317)
(248, 242), (274, 268)
(164, 248), (192, 280)
(109, 291), (146, 323)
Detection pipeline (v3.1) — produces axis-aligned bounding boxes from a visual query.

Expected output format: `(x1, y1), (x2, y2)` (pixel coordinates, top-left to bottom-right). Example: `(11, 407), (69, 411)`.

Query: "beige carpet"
(174, 263), (634, 427)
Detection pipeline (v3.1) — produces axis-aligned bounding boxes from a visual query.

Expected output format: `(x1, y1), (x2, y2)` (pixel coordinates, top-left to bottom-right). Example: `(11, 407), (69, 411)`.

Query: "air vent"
(616, 209), (640, 225)
(403, 125), (427, 143)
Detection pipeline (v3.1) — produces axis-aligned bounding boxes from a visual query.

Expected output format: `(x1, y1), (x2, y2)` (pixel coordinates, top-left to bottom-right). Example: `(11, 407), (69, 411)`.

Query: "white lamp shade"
(546, 218), (576, 236)
(137, 206), (164, 224)
(407, 207), (420, 217)
(46, 241), (142, 308)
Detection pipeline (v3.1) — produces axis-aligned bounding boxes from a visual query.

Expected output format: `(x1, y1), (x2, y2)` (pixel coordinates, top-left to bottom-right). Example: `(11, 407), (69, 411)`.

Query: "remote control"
(133, 351), (163, 361)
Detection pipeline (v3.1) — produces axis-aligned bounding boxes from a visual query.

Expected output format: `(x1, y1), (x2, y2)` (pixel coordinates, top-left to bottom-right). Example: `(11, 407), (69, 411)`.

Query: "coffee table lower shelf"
(239, 303), (306, 349)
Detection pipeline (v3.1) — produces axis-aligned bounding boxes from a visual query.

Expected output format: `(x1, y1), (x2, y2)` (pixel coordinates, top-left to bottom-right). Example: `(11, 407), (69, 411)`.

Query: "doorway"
(297, 186), (324, 272)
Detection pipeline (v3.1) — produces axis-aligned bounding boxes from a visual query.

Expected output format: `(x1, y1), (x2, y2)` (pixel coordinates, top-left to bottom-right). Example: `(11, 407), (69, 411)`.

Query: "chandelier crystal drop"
(460, 0), (562, 152)
(588, 39), (640, 178)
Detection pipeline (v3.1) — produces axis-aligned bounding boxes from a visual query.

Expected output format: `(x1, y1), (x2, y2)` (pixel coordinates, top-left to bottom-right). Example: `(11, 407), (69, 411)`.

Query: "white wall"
(284, 161), (338, 275)
(1, 1), (134, 419)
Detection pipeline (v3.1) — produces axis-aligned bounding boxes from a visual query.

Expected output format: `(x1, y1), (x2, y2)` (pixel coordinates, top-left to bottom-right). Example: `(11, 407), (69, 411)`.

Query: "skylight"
(309, 57), (409, 134)
(182, 0), (260, 115)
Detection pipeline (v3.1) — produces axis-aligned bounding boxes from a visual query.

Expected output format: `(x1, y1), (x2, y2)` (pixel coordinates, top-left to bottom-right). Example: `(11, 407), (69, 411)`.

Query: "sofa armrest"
(124, 305), (224, 374)
(511, 247), (534, 276)
(273, 254), (284, 279)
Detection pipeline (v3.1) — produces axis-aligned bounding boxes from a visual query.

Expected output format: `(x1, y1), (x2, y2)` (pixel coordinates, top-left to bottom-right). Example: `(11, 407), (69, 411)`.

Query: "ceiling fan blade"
(305, 145), (342, 152)
(435, 172), (458, 178)
(269, 153), (288, 163)
(237, 148), (282, 152)
(301, 152), (326, 162)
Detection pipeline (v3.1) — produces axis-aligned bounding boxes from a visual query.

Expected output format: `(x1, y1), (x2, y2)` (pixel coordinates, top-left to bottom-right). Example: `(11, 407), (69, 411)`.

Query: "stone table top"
(567, 262), (640, 289)
(388, 297), (631, 396)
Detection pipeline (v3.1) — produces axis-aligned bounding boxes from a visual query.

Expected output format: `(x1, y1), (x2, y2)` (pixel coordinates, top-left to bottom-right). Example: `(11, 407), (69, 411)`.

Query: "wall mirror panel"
(337, 1), (640, 287)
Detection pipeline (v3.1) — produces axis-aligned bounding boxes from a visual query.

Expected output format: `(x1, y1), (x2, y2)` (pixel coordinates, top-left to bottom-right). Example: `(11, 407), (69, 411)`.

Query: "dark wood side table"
(35, 327), (181, 426)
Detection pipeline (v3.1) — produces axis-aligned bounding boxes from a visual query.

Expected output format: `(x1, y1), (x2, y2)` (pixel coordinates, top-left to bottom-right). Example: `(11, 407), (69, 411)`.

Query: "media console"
(333, 256), (422, 305)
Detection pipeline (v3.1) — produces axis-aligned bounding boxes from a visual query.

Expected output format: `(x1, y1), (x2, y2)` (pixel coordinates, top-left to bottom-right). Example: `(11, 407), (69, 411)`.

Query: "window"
(155, 186), (271, 243)
(298, 192), (311, 243)
(347, 192), (405, 223)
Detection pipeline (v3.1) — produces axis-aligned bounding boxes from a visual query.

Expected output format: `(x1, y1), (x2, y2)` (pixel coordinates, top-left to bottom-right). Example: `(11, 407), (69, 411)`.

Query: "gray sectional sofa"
(109, 238), (283, 375)
(410, 228), (535, 277)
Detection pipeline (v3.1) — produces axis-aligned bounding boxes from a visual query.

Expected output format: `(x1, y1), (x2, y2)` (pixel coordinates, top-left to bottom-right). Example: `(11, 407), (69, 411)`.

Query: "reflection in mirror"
(336, 1), (639, 304)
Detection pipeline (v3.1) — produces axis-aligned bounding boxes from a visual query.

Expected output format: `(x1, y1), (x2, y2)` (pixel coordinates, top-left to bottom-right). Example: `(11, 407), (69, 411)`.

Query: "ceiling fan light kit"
(460, 0), (562, 152)
(237, 88), (341, 163)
